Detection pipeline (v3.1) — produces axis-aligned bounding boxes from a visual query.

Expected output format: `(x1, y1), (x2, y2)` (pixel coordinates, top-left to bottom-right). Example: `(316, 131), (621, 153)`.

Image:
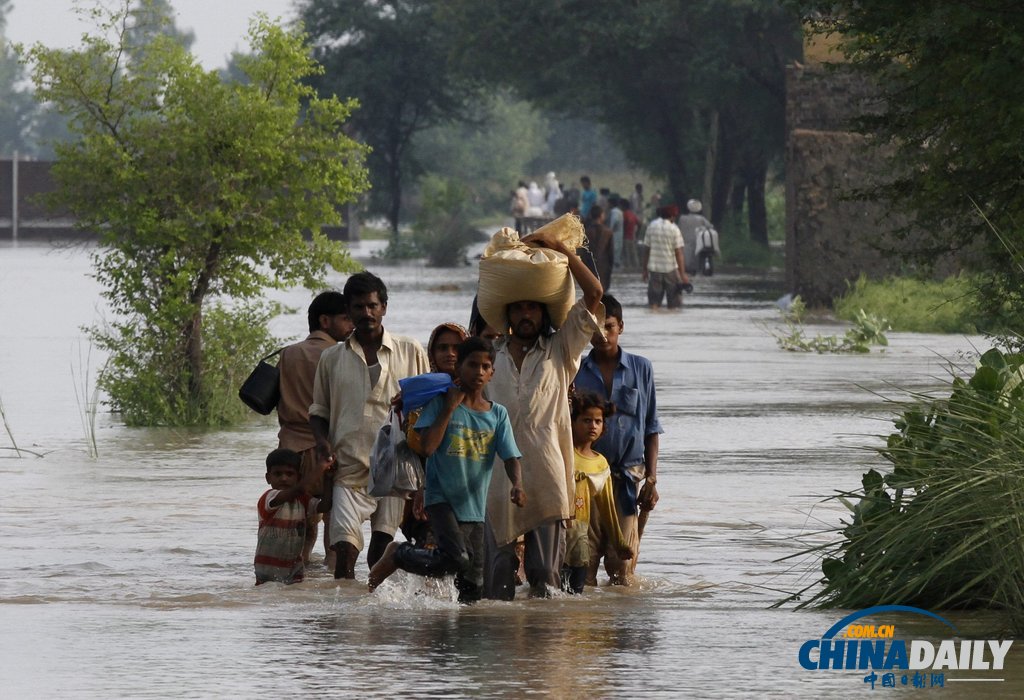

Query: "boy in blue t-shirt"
(368, 337), (526, 603)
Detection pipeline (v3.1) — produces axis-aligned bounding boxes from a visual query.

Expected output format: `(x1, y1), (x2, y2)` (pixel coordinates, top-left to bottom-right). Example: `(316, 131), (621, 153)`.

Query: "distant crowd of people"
(512, 174), (720, 309)
(256, 245), (662, 602)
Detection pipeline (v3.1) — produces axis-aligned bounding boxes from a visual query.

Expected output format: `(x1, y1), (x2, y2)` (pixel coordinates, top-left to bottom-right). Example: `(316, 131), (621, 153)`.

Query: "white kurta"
(485, 299), (602, 545)
(310, 329), (429, 488)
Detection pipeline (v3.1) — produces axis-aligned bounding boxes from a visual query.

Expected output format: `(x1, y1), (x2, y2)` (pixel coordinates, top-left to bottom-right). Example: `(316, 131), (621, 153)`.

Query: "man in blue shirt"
(574, 293), (662, 584)
(579, 175), (597, 218)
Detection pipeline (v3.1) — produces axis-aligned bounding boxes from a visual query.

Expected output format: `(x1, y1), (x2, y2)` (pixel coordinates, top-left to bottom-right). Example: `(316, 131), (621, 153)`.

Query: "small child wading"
(255, 448), (334, 585)
(368, 337), (526, 603)
(562, 391), (634, 594)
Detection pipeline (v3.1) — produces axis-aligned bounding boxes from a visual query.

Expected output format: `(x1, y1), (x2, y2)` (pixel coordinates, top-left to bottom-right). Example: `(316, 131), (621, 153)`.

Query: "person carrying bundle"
(476, 214), (605, 599)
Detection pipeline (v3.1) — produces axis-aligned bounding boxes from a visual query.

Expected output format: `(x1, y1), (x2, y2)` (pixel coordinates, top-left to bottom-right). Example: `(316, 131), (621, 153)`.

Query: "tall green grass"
(785, 349), (1024, 632)
(834, 274), (977, 334)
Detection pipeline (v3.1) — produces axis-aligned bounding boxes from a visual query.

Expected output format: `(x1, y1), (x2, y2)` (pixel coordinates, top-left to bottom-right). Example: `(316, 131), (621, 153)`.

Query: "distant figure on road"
(585, 204), (615, 291)
(642, 205), (691, 309)
(579, 175), (597, 218)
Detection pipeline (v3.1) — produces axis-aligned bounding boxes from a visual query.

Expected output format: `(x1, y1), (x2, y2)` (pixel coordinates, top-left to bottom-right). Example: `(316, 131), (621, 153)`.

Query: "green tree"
(124, 0), (195, 60)
(413, 91), (550, 214)
(298, 0), (483, 237)
(24, 1), (368, 425)
(796, 1), (1024, 332)
(410, 175), (481, 266)
(0, 0), (36, 155)
(443, 0), (800, 242)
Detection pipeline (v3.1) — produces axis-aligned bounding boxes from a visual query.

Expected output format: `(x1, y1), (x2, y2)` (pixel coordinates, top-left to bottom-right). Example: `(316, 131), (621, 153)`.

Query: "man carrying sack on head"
(477, 214), (605, 599)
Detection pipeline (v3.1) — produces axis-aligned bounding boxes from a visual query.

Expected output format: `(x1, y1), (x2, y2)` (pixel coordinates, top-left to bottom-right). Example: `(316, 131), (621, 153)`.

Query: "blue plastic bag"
(399, 372), (455, 413)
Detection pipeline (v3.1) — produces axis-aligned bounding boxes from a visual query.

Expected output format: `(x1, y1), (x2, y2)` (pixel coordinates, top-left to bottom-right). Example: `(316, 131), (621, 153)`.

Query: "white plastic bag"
(368, 408), (424, 498)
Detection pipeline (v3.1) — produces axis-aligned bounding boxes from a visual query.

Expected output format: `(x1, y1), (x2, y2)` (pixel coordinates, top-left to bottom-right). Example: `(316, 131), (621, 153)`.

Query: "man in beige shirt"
(310, 272), (429, 579)
(276, 290), (352, 566)
(484, 233), (604, 598)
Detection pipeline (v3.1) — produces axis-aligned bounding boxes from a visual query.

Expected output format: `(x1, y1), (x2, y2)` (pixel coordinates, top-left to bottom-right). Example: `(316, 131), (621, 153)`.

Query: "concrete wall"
(785, 64), (916, 306)
(1, 158), (359, 242)
(0, 159), (87, 240)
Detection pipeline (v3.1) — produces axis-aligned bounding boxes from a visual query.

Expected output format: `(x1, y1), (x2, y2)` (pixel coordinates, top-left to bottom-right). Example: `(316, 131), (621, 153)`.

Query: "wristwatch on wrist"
(645, 475), (657, 485)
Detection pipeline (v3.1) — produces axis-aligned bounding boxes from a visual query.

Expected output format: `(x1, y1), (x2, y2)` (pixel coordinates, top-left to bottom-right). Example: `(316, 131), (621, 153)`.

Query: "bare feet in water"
(367, 541), (401, 591)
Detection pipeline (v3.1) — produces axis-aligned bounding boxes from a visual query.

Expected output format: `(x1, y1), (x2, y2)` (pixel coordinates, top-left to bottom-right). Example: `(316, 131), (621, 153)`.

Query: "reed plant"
(787, 348), (1024, 631)
(0, 392), (21, 458)
(71, 342), (103, 458)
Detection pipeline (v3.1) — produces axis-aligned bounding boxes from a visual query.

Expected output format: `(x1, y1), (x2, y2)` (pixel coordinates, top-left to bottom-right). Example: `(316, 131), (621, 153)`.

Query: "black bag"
(238, 349), (283, 415)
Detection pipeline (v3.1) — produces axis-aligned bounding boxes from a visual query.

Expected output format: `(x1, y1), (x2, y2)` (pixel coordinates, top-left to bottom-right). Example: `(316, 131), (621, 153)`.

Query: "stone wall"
(785, 63), (910, 306)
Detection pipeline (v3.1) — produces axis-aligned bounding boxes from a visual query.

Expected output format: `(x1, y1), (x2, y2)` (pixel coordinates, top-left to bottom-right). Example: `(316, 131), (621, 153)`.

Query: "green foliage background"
(834, 275), (978, 335)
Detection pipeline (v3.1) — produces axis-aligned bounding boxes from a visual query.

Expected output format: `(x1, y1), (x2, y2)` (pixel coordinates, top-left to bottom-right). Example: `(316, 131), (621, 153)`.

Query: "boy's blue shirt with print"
(414, 395), (521, 522)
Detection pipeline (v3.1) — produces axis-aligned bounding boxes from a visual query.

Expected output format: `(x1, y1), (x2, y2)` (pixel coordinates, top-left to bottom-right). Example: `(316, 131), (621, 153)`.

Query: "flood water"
(1, 239), (1019, 698)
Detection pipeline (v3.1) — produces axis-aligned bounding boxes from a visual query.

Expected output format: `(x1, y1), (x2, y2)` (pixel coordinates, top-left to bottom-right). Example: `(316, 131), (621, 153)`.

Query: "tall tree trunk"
(183, 311), (203, 408)
(661, 112), (690, 212)
(730, 180), (746, 218)
(387, 160), (402, 240)
(745, 154), (769, 247)
(711, 115), (737, 230)
(183, 240), (221, 415)
(702, 109), (719, 221)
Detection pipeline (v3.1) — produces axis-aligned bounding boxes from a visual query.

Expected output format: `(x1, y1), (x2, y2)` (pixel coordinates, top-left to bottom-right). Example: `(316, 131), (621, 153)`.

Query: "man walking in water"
(642, 205), (691, 309)
(483, 230), (604, 598)
(276, 291), (352, 568)
(310, 272), (429, 579)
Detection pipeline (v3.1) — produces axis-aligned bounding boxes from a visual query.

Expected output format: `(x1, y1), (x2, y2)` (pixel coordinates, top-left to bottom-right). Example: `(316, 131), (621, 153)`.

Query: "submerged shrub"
(97, 300), (279, 426)
(411, 176), (483, 267)
(791, 349), (1024, 630)
(773, 298), (890, 354)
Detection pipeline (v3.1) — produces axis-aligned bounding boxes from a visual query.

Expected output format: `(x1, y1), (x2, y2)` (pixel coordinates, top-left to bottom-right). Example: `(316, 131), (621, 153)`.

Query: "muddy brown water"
(1, 240), (1019, 697)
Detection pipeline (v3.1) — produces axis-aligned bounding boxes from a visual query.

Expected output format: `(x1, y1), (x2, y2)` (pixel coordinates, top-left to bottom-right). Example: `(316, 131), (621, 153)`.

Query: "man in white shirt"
(641, 205), (691, 309)
(310, 272), (429, 579)
(483, 233), (604, 599)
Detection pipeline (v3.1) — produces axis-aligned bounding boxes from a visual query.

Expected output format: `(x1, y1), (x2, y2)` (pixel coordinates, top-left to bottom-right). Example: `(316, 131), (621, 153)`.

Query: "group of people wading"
(255, 222), (662, 601)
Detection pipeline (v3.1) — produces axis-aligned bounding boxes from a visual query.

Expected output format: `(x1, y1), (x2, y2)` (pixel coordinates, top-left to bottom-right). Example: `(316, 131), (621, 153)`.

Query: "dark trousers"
(483, 520), (564, 600)
(393, 503), (483, 603)
(647, 270), (682, 308)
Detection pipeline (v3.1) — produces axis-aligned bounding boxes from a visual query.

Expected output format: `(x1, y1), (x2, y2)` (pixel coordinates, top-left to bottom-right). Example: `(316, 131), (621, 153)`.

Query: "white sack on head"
(477, 214), (585, 332)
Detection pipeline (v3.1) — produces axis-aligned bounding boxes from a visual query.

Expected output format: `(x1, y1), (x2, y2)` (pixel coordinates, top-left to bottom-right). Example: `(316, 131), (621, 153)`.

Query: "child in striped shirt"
(255, 448), (333, 585)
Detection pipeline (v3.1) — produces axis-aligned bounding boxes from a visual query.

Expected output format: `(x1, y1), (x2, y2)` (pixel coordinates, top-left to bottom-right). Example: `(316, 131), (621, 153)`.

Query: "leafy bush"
(834, 274), (978, 334)
(371, 236), (421, 262)
(790, 349), (1024, 630)
(28, 13), (365, 426)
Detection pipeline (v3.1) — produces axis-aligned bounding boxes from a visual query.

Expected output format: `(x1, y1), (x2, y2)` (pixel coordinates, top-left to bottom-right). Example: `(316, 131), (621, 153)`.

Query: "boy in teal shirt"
(368, 337), (526, 602)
